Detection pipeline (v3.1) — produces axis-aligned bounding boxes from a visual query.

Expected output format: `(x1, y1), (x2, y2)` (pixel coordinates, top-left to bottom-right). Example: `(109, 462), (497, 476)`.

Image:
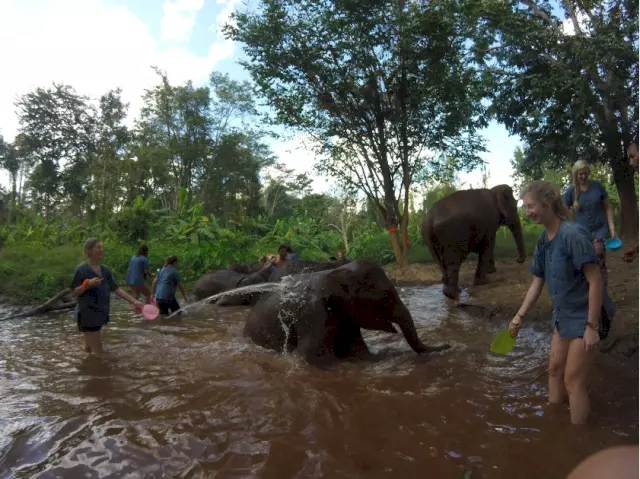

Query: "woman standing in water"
(509, 180), (615, 425)
(563, 160), (617, 285)
(151, 255), (188, 316)
(125, 244), (154, 302)
(71, 238), (144, 354)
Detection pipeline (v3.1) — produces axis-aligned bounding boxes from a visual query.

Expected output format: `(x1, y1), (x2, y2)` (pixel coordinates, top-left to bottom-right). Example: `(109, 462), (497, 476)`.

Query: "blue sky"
(0, 0), (523, 193)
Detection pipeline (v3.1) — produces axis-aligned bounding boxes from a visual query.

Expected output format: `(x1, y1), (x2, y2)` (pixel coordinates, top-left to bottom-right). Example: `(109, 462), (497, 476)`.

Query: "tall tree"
(224, 0), (488, 266)
(15, 83), (96, 219)
(472, 0), (639, 239)
(92, 88), (130, 218)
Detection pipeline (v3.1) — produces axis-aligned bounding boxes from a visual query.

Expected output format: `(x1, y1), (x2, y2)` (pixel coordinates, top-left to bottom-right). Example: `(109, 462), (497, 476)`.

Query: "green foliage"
(0, 191), (545, 304)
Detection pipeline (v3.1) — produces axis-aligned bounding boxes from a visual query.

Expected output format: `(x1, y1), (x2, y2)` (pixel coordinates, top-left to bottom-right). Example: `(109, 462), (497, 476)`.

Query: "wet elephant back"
(268, 260), (349, 282)
(192, 269), (247, 300)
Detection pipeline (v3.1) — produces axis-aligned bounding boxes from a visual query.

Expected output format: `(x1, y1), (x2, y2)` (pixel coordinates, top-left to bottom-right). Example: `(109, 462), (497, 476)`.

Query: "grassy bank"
(0, 224), (543, 305)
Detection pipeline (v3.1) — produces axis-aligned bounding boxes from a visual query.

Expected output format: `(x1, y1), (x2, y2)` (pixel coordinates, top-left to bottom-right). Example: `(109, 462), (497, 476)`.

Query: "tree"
(325, 187), (358, 255)
(15, 83), (96, 220)
(262, 165), (312, 218)
(472, 0), (639, 240)
(224, 0), (488, 266)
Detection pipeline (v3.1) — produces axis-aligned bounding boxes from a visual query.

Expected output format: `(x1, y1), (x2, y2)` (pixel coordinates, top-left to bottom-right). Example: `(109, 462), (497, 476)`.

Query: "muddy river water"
(0, 285), (637, 478)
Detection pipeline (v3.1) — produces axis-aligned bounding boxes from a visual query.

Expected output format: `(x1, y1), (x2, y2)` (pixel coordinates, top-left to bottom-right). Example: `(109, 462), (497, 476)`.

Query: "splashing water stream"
(0, 285), (636, 478)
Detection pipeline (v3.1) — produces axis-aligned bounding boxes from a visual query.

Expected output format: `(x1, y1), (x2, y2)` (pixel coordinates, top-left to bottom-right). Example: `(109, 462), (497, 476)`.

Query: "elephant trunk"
(394, 304), (429, 354)
(510, 219), (526, 262)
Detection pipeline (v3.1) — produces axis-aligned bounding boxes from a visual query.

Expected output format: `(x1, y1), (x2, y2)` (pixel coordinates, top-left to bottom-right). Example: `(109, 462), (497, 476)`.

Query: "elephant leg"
(426, 234), (447, 284)
(335, 324), (371, 359)
(486, 234), (497, 274)
(442, 251), (463, 300)
(474, 235), (493, 285)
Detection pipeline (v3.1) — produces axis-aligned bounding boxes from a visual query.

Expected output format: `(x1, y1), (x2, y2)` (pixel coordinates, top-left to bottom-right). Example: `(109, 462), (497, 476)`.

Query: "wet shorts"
(157, 298), (181, 316)
(77, 315), (108, 333)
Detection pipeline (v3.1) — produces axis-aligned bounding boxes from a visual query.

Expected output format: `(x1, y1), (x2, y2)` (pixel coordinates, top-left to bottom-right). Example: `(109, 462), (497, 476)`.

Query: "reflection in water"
(0, 285), (637, 478)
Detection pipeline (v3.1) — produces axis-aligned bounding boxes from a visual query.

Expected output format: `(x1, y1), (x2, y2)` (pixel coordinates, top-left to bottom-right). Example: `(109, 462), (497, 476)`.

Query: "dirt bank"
(385, 255), (639, 366)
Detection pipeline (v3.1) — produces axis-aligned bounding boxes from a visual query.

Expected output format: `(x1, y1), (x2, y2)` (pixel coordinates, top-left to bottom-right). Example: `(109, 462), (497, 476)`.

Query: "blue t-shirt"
(563, 180), (610, 239)
(530, 221), (615, 338)
(125, 255), (150, 286)
(155, 265), (181, 301)
(71, 263), (119, 328)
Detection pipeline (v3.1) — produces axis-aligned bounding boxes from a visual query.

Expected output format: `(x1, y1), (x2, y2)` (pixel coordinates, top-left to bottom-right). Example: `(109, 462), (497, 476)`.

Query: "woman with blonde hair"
(510, 180), (615, 425)
(562, 160), (616, 285)
(71, 238), (144, 354)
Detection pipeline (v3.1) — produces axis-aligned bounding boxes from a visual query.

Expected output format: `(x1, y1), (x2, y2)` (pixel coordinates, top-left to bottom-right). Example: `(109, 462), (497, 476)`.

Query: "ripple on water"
(0, 286), (637, 478)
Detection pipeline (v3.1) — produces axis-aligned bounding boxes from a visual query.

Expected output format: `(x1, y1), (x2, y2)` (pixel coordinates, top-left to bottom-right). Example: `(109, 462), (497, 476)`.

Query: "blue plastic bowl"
(604, 238), (623, 251)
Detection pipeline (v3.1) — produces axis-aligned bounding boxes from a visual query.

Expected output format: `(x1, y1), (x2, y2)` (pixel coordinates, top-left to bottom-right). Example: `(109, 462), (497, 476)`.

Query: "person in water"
(562, 160), (617, 286)
(71, 238), (144, 354)
(151, 255), (187, 316)
(125, 244), (154, 302)
(509, 180), (615, 425)
(622, 142), (639, 263)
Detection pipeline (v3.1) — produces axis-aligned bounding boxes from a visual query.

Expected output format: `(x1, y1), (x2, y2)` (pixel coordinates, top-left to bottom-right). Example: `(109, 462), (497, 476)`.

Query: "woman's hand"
(133, 300), (144, 310)
(610, 229), (618, 239)
(583, 326), (600, 351)
(509, 315), (522, 337)
(86, 277), (103, 289)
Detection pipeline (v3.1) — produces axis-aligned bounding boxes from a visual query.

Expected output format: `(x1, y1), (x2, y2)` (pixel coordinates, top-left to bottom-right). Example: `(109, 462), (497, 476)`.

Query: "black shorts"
(157, 298), (181, 315)
(77, 315), (108, 333)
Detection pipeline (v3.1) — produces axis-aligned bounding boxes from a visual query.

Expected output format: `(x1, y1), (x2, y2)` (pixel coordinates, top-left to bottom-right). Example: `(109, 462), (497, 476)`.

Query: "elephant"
(267, 258), (351, 282)
(422, 184), (526, 300)
(191, 268), (270, 304)
(229, 262), (264, 274)
(223, 259), (450, 366)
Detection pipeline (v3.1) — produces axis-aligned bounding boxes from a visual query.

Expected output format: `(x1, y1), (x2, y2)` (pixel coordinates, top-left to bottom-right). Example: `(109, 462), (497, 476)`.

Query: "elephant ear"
(495, 185), (514, 218)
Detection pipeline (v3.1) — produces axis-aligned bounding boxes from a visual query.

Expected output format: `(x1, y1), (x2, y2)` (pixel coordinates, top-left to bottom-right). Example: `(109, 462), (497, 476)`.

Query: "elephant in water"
(422, 184), (526, 300)
(220, 259), (450, 366)
(191, 268), (270, 304)
(229, 262), (264, 275)
(268, 258), (350, 282)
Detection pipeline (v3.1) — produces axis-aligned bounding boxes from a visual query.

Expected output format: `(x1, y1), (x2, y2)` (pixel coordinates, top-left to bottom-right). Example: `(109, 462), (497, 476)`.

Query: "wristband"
(80, 279), (90, 292)
(586, 322), (598, 331)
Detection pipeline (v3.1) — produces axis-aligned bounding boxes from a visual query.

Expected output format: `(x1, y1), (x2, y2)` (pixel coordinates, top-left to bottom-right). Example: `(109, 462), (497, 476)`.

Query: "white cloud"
(0, 0), (235, 143)
(161, 0), (205, 42)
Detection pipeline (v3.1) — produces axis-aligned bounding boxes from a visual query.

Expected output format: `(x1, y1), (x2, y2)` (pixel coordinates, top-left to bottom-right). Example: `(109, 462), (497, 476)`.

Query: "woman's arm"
(178, 282), (188, 302)
(115, 288), (143, 306)
(515, 276), (545, 319)
(602, 198), (616, 237)
(582, 263), (603, 330)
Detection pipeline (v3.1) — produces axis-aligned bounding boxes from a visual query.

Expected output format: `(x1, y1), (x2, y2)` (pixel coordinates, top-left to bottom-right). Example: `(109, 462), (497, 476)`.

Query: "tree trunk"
(1, 288), (75, 321)
(613, 163), (638, 241)
(388, 229), (408, 267)
(610, 137), (638, 242)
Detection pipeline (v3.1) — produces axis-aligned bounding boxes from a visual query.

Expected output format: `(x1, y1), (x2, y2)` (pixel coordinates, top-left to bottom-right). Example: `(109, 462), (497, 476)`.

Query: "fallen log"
(0, 288), (73, 321)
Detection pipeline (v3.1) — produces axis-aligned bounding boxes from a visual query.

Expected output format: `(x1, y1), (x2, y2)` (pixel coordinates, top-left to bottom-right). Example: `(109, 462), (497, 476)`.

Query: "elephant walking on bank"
(422, 184), (526, 300)
(220, 259), (450, 366)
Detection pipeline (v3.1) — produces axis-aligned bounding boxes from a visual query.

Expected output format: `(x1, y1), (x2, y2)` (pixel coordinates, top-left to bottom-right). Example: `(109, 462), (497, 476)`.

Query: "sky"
(0, 0), (524, 195)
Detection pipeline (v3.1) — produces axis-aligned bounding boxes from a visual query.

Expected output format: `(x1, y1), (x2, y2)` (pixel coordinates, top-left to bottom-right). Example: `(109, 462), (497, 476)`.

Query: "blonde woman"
(562, 160), (616, 286)
(509, 181), (615, 425)
(70, 238), (144, 354)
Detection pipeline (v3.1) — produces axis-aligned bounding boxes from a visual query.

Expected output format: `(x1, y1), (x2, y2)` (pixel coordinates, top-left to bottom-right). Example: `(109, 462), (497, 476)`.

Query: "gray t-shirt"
(71, 262), (119, 328)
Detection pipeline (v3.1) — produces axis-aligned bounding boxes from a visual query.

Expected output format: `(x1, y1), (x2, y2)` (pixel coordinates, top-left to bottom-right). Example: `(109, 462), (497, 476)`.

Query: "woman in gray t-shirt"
(71, 238), (143, 355)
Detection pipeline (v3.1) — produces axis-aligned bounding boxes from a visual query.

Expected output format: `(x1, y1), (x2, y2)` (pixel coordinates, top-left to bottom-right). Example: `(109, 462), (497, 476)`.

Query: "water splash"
(165, 282), (283, 318)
